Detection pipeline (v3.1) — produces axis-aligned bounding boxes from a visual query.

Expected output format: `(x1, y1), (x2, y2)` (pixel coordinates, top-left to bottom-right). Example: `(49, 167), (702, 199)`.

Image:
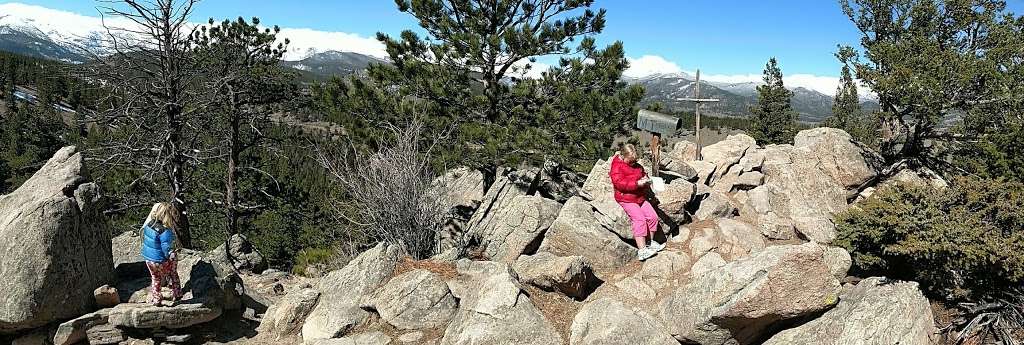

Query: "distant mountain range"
(626, 73), (879, 123)
(0, 2), (876, 123)
(281, 51), (386, 80)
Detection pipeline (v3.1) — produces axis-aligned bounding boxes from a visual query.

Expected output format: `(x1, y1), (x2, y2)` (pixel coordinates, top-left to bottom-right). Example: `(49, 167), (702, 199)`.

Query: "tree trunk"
(226, 89), (239, 236)
(167, 102), (193, 249)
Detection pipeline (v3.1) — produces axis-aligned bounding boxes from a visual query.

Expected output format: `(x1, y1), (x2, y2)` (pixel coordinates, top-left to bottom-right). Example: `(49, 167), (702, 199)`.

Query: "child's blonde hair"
(148, 202), (180, 230)
(144, 202), (182, 252)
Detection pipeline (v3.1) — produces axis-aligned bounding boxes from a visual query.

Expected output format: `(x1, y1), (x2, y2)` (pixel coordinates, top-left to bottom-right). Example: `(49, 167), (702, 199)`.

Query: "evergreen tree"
(824, 47), (877, 147)
(192, 17), (295, 237)
(840, 0), (1024, 167)
(337, 0), (641, 170)
(749, 57), (797, 145)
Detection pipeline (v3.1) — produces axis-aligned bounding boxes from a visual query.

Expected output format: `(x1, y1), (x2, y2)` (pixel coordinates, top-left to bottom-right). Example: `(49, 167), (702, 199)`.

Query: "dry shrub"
(318, 120), (451, 259)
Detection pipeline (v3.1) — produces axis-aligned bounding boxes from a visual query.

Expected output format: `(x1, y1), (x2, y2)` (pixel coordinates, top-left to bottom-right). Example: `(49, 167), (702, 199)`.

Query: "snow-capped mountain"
(281, 50), (387, 79)
(0, 3), (113, 62)
(0, 2), (389, 64)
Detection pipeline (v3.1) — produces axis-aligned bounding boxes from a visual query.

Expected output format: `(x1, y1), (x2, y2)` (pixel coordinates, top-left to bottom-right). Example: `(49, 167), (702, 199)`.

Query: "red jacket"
(609, 155), (648, 204)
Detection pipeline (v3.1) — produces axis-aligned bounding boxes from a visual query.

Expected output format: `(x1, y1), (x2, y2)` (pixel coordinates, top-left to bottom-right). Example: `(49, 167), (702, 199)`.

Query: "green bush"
(834, 176), (1024, 300)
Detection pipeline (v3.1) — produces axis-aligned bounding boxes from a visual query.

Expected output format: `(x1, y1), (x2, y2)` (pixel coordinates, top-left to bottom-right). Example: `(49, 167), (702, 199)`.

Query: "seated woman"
(609, 143), (666, 261)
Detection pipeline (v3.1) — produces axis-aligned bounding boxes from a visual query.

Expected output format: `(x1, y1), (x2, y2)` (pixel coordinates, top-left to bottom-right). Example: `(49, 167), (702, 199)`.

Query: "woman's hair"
(619, 143), (638, 161)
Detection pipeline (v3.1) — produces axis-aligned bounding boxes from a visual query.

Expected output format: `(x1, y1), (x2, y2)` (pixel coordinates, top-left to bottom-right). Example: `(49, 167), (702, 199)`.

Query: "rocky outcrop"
(539, 197), (636, 276)
(513, 252), (599, 300)
(570, 297), (677, 345)
(694, 191), (737, 220)
(309, 331), (392, 345)
(698, 134), (757, 185)
(468, 195), (561, 262)
(637, 250), (691, 290)
(793, 128), (880, 192)
(656, 243), (842, 344)
(764, 277), (936, 345)
(441, 260), (561, 345)
(362, 269), (457, 331)
(301, 243), (404, 341)
(653, 179), (695, 215)
(206, 233), (268, 274)
(257, 287), (320, 339)
(0, 146), (114, 334)
(536, 159), (586, 202)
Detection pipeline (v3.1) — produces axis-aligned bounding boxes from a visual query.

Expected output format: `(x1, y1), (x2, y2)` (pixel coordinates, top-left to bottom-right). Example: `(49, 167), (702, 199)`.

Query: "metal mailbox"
(636, 109), (682, 135)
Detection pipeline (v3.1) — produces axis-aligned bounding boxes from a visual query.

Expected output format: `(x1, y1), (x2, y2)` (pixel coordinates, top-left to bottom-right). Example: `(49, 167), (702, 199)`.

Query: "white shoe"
(649, 241), (665, 252)
(637, 247), (657, 261)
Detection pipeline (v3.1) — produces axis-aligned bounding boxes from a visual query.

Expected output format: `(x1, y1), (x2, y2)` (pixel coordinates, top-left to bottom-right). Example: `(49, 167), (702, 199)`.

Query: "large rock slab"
(468, 195), (561, 262)
(637, 250), (691, 291)
(256, 287), (319, 339)
(539, 197), (636, 277)
(699, 134), (757, 185)
(0, 146), (114, 333)
(764, 277), (936, 345)
(653, 179), (695, 215)
(465, 172), (530, 233)
(694, 191), (737, 220)
(758, 145), (848, 243)
(433, 167), (486, 209)
(794, 128), (879, 192)
(434, 167), (487, 251)
(656, 243), (842, 344)
(118, 249), (240, 309)
(107, 302), (221, 329)
(301, 243), (403, 341)
(513, 252), (598, 300)
(363, 269), (457, 330)
(569, 297), (676, 345)
(309, 331), (393, 345)
(440, 260), (561, 345)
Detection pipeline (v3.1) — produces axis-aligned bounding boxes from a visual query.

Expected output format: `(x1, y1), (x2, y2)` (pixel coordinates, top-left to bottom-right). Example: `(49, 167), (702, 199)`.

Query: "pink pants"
(618, 201), (659, 238)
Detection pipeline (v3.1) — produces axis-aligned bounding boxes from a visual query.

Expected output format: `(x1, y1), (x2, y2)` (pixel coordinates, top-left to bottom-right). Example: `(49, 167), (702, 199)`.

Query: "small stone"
(94, 285), (120, 308)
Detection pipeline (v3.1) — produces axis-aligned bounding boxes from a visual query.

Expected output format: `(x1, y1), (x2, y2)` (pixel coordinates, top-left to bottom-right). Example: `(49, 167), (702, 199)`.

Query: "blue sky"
(7, 0), (1024, 93)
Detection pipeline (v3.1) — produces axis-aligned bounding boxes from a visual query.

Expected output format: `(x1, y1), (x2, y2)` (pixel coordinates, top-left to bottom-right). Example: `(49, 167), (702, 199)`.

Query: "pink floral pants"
(145, 255), (182, 305)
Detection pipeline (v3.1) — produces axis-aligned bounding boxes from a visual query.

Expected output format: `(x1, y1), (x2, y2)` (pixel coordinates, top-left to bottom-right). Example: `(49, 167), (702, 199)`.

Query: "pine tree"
(841, 0), (1024, 165)
(749, 57), (797, 145)
(192, 17), (295, 237)
(824, 47), (876, 147)
(331, 0), (642, 170)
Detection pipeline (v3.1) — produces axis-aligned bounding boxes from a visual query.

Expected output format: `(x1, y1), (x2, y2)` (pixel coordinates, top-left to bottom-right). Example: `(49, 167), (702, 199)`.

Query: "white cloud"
(624, 55), (683, 78)
(276, 28), (386, 61)
(508, 58), (550, 79)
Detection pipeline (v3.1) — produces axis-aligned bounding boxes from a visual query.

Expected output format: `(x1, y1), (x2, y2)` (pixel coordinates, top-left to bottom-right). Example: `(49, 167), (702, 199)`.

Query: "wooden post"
(695, 70), (702, 160)
(651, 133), (661, 177)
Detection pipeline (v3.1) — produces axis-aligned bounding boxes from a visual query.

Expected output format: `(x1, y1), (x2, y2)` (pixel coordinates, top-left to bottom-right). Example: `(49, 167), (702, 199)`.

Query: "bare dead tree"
(316, 119), (452, 259)
(80, 0), (207, 248)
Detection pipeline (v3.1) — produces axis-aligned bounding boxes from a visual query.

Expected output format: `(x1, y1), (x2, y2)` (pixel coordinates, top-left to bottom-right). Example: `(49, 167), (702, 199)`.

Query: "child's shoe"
(637, 247), (657, 261)
(649, 241), (666, 252)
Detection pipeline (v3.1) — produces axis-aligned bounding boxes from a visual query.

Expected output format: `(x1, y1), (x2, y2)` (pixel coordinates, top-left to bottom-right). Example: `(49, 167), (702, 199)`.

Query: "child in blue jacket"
(141, 202), (182, 306)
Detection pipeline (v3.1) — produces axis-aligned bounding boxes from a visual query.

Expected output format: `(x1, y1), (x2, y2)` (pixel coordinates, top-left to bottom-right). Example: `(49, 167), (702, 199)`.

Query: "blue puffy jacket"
(141, 221), (176, 263)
